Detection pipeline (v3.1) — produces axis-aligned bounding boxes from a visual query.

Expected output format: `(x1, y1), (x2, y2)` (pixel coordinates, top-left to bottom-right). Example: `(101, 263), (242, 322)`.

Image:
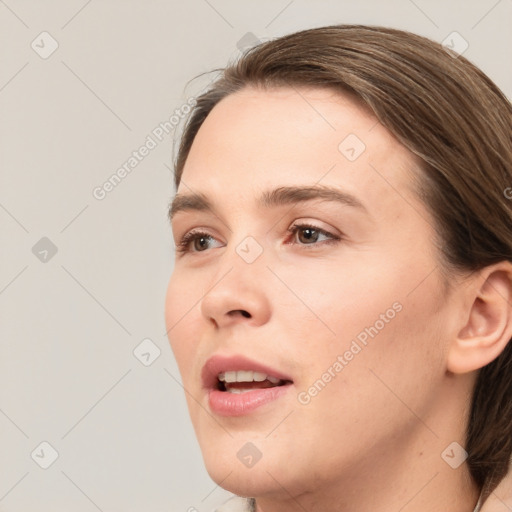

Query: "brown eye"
(193, 236), (211, 251)
(177, 232), (223, 254)
(287, 223), (339, 248)
(297, 227), (320, 244)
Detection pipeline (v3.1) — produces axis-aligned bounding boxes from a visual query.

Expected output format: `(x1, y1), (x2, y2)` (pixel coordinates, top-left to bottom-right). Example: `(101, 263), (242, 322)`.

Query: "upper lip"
(201, 354), (294, 390)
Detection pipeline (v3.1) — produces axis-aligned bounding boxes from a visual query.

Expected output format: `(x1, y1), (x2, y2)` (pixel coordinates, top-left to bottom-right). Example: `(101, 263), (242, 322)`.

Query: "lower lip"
(208, 385), (292, 416)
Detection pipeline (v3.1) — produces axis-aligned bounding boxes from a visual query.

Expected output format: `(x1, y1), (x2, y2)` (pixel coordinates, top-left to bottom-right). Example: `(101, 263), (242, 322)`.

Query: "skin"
(165, 86), (511, 511)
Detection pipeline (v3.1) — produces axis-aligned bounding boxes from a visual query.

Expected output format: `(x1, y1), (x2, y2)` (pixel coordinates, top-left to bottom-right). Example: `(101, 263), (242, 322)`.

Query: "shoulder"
(213, 496), (255, 512)
(480, 467), (512, 512)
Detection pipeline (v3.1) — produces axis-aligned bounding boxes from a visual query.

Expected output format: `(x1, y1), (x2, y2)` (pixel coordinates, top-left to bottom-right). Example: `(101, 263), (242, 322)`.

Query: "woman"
(165, 25), (512, 511)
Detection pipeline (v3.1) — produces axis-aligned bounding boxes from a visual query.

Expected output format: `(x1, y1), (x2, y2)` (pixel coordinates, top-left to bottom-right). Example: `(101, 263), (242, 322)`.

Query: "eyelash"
(175, 223), (340, 255)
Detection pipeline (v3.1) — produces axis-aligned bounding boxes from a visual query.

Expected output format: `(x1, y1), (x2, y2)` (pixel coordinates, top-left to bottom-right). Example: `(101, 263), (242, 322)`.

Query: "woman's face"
(166, 87), (461, 500)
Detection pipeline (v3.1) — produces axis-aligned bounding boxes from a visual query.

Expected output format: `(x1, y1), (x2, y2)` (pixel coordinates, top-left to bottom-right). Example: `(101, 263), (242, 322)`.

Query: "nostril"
(228, 309), (252, 318)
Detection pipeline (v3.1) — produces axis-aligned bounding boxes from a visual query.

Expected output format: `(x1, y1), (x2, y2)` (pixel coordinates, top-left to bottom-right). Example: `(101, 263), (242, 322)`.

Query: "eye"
(287, 223), (339, 246)
(176, 230), (223, 254)
(175, 222), (340, 255)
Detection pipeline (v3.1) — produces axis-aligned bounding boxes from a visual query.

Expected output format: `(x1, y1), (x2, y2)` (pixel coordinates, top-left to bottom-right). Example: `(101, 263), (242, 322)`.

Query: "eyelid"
(175, 227), (224, 255)
(286, 221), (341, 246)
(288, 219), (341, 235)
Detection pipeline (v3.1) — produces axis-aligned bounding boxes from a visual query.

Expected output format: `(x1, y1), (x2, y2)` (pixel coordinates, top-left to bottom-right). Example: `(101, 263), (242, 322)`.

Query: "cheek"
(165, 273), (203, 376)
(165, 267), (207, 331)
(280, 254), (446, 395)
(289, 298), (445, 456)
(273, 254), (400, 349)
(330, 283), (445, 418)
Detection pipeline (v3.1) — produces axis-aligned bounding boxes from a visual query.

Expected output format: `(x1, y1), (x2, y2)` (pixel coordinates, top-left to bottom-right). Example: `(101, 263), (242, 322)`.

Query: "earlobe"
(447, 263), (512, 375)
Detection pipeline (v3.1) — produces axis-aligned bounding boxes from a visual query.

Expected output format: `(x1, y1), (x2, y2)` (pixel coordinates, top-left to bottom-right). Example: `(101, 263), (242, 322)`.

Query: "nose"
(200, 261), (272, 329)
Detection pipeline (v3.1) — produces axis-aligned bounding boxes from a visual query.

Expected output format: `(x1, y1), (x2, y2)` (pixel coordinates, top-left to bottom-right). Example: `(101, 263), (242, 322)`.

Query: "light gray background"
(1, 0), (511, 510)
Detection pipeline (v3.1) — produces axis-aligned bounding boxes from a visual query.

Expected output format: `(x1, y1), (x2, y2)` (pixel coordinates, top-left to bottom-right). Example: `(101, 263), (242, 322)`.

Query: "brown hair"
(172, 25), (512, 498)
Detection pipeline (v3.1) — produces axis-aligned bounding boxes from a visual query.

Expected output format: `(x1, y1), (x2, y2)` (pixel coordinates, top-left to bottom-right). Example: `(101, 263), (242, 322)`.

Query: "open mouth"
(203, 356), (294, 415)
(216, 370), (292, 394)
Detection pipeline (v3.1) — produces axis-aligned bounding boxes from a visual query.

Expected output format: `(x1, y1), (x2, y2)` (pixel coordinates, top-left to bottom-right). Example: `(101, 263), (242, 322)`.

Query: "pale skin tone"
(165, 86), (512, 512)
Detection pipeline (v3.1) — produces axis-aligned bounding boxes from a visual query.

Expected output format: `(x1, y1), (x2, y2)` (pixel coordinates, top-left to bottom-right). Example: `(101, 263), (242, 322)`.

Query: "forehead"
(179, 86), (422, 220)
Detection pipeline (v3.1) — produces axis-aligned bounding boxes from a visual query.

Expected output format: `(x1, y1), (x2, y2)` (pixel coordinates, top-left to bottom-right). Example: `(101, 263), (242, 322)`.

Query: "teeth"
(253, 372), (267, 382)
(218, 370), (282, 383)
(222, 371), (237, 383)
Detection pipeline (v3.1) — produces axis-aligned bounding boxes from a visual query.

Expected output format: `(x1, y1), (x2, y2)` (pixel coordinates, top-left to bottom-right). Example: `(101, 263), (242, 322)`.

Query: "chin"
(205, 460), (279, 497)
(199, 443), (285, 496)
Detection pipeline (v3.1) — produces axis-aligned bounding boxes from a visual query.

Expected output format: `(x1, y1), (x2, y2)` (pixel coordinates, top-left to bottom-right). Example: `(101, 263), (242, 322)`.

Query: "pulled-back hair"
(173, 25), (512, 498)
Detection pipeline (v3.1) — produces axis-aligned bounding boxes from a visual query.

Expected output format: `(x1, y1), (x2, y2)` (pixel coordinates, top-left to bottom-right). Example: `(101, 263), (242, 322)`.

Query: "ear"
(447, 262), (512, 374)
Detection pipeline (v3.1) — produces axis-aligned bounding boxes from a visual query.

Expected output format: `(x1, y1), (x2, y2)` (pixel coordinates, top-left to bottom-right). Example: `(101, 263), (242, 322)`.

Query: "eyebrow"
(168, 185), (368, 222)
